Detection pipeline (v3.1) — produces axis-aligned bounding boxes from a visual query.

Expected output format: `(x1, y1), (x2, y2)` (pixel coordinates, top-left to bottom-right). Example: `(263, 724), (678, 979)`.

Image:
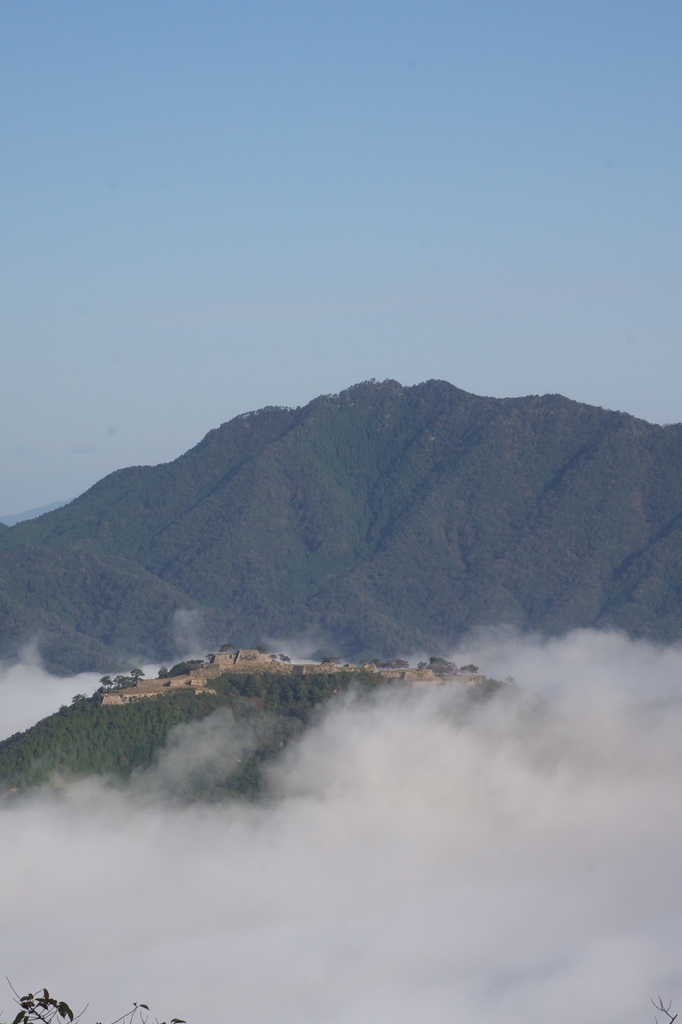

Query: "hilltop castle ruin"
(102, 647), (484, 705)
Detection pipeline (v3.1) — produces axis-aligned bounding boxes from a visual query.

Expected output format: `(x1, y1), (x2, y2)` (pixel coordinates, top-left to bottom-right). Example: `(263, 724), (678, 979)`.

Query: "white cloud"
(0, 661), (100, 740)
(0, 658), (165, 741)
(172, 609), (208, 659)
(1, 630), (682, 1023)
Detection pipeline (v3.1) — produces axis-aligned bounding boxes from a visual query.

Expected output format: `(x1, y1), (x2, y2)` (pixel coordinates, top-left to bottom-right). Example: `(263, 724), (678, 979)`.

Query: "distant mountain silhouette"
(2, 379), (682, 674)
(0, 499), (71, 527)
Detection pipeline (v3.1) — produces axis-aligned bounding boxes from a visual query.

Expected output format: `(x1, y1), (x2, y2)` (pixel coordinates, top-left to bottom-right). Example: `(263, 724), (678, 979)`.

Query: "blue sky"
(2, 0), (681, 510)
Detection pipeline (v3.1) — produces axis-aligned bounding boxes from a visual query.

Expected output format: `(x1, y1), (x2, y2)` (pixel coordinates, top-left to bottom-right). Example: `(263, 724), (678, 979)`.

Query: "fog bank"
(1, 630), (682, 1023)
(0, 658), (164, 741)
(0, 659), (101, 739)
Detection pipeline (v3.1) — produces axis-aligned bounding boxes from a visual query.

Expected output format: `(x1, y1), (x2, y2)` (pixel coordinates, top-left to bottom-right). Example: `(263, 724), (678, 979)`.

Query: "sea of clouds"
(1, 629), (682, 1024)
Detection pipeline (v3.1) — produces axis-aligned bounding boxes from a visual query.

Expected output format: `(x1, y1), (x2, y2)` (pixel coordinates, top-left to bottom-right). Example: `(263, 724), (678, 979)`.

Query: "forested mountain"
(2, 378), (682, 674)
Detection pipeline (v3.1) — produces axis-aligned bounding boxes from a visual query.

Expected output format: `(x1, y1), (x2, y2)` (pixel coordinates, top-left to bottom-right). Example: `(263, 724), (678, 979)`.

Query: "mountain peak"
(1, 381), (682, 673)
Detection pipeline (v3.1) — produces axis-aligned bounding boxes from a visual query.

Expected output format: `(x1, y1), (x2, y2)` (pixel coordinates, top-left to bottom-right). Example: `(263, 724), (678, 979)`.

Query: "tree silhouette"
(0, 984), (185, 1024)
(652, 997), (677, 1023)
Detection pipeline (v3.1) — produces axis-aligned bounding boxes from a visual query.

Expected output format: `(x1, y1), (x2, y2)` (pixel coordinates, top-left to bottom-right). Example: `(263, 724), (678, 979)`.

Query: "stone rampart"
(102, 679), (217, 705)
(101, 653), (487, 705)
(406, 671), (486, 688)
(191, 650), (383, 679)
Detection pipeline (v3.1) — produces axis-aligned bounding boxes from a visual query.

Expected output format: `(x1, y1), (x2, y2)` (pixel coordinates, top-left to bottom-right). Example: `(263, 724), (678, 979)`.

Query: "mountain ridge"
(0, 499), (72, 527)
(2, 378), (682, 673)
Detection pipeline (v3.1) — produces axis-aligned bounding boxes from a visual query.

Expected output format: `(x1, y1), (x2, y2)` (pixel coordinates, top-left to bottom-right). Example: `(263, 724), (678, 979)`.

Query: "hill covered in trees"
(2, 378), (682, 673)
(0, 667), (388, 796)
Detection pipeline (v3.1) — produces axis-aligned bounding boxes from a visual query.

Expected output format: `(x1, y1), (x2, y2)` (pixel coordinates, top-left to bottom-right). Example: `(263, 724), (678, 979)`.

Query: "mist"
(2, 629), (682, 1024)
(0, 657), (165, 741)
(0, 657), (101, 739)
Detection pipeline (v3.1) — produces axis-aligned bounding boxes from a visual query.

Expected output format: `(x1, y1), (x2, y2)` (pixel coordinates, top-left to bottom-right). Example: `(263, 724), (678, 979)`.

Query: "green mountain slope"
(0, 668), (386, 796)
(2, 378), (682, 672)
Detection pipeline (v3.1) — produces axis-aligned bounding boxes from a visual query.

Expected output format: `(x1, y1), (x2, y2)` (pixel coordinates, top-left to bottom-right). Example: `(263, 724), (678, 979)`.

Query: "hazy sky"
(2, 1), (681, 510)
